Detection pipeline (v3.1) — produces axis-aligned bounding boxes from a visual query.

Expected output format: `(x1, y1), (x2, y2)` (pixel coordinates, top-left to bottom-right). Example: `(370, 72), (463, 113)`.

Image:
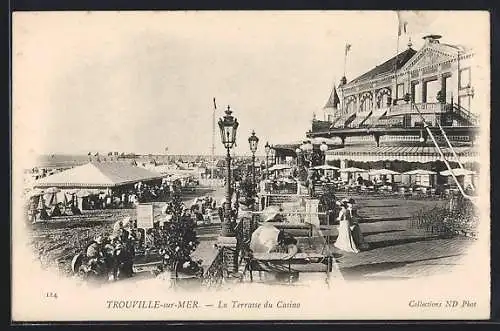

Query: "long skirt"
(334, 220), (360, 253)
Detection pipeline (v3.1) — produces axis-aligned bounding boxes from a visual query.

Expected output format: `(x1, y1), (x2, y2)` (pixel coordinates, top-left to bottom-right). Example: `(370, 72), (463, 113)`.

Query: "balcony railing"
(388, 102), (444, 116)
(202, 248), (224, 287)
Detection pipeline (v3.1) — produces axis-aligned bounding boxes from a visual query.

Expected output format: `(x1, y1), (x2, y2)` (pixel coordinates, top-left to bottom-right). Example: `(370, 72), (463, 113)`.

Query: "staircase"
(451, 103), (479, 126)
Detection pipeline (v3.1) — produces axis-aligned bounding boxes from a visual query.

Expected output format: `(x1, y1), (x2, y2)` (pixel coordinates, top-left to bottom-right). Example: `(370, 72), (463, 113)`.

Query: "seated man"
(276, 230), (298, 260)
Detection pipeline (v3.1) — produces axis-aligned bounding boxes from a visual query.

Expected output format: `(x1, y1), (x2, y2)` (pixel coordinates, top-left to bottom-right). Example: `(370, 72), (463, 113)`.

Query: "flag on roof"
(397, 11), (438, 36)
(345, 43), (351, 56)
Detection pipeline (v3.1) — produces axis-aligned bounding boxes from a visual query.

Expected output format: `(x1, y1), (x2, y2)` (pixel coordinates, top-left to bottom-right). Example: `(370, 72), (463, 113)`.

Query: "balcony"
(388, 102), (446, 116)
(311, 120), (333, 132)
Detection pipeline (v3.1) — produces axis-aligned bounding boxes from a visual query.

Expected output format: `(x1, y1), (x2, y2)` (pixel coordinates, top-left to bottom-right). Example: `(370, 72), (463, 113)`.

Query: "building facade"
(322, 34), (478, 132)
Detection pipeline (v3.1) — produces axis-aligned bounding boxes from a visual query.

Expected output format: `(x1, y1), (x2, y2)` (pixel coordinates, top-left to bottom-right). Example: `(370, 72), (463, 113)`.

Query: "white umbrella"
(268, 164), (291, 172)
(249, 223), (280, 253)
(29, 190), (44, 197)
(45, 187), (61, 194)
(339, 167), (367, 173)
(311, 164), (340, 170)
(261, 205), (281, 222)
(403, 169), (437, 175)
(369, 169), (400, 176)
(440, 168), (476, 176)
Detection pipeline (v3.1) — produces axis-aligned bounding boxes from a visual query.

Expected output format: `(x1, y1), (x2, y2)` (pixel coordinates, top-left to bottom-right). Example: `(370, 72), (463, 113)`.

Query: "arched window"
(377, 88), (392, 108)
(360, 93), (373, 112)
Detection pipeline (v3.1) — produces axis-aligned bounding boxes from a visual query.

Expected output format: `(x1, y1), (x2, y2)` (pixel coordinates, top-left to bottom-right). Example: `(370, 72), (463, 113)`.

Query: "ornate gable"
(401, 45), (455, 72)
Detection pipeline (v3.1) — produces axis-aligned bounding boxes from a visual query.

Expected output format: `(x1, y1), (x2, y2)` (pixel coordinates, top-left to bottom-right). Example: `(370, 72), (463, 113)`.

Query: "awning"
(326, 145), (479, 163)
(34, 162), (163, 188)
(363, 108), (388, 127)
(348, 110), (372, 128)
(332, 112), (356, 128)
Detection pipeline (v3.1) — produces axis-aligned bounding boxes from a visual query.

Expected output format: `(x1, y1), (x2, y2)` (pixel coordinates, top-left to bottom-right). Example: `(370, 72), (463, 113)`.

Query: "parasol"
(249, 223), (280, 254)
(29, 190), (44, 197)
(440, 168), (476, 176)
(311, 164), (340, 171)
(403, 169), (437, 175)
(268, 164), (291, 172)
(45, 187), (61, 194)
(369, 169), (400, 176)
(339, 167), (367, 173)
(261, 205), (281, 222)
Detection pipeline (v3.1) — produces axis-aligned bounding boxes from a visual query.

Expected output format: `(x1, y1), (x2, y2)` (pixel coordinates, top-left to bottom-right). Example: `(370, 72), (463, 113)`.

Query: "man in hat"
(347, 198), (369, 250)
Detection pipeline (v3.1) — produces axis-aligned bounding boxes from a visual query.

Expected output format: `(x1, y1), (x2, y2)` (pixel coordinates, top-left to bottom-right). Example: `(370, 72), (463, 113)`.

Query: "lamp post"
(248, 130), (259, 189)
(265, 142), (270, 179)
(295, 148), (302, 168)
(320, 141), (329, 165)
(218, 105), (239, 237)
(300, 140), (314, 167)
(270, 146), (276, 166)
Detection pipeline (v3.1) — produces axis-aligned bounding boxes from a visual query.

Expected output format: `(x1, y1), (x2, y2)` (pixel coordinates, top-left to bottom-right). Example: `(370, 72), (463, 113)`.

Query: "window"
(459, 68), (471, 89)
(396, 83), (405, 99)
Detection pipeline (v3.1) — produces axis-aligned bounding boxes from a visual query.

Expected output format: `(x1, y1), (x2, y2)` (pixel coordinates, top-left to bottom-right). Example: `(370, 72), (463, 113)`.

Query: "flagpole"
(394, 30), (400, 103)
(212, 97), (217, 179)
(343, 48), (348, 78)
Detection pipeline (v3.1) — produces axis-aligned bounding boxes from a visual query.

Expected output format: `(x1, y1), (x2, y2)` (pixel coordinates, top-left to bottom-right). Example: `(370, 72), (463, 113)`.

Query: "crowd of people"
(77, 217), (136, 280)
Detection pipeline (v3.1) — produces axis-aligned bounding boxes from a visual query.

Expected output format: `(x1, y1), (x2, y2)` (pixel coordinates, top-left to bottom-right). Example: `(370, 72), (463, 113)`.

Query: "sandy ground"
(28, 186), (224, 276)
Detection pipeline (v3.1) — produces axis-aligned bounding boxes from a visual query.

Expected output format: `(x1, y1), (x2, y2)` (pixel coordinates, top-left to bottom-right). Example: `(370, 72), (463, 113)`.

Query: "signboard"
(136, 203), (154, 229)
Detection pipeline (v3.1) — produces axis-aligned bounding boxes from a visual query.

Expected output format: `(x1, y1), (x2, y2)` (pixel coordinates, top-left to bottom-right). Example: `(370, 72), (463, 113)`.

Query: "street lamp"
(269, 145), (276, 166)
(265, 141), (271, 179)
(218, 105), (239, 237)
(320, 141), (329, 165)
(295, 147), (302, 167)
(300, 140), (314, 167)
(248, 130), (259, 189)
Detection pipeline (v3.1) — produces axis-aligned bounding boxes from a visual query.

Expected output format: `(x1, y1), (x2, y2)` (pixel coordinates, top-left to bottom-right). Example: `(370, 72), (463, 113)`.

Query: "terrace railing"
(388, 102), (444, 116)
(202, 248), (225, 287)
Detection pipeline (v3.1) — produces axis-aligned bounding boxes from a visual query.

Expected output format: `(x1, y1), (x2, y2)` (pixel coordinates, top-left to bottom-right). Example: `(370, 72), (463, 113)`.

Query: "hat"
(94, 235), (104, 244)
(122, 216), (132, 227)
(348, 198), (356, 204)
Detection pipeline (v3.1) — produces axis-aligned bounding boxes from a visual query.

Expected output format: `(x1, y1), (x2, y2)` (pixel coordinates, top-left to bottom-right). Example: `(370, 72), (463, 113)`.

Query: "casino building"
(274, 34), (481, 177)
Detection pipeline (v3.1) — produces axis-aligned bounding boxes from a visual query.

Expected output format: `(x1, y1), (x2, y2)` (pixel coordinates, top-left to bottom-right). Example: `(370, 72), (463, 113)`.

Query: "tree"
(156, 191), (200, 272)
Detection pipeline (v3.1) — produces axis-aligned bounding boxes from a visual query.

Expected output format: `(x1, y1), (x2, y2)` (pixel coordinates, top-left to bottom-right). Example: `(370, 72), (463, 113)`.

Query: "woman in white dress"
(334, 200), (360, 253)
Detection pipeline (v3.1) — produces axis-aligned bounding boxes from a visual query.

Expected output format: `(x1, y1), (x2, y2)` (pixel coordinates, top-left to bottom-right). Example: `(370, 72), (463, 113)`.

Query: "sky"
(12, 11), (489, 157)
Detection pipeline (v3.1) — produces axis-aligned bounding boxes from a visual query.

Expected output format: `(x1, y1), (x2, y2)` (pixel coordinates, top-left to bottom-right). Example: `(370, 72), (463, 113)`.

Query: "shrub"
(413, 194), (478, 237)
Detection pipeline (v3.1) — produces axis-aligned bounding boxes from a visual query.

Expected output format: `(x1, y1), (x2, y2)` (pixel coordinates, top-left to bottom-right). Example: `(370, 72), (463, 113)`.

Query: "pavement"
(193, 193), (477, 281)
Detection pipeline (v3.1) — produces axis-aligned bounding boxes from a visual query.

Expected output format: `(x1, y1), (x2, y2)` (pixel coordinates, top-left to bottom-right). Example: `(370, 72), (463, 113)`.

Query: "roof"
(323, 85), (340, 109)
(348, 48), (417, 85)
(34, 162), (163, 188)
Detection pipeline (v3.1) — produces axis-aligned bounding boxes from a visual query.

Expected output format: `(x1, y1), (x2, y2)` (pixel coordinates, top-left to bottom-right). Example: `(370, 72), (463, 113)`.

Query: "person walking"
(347, 198), (369, 250)
(334, 199), (359, 253)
